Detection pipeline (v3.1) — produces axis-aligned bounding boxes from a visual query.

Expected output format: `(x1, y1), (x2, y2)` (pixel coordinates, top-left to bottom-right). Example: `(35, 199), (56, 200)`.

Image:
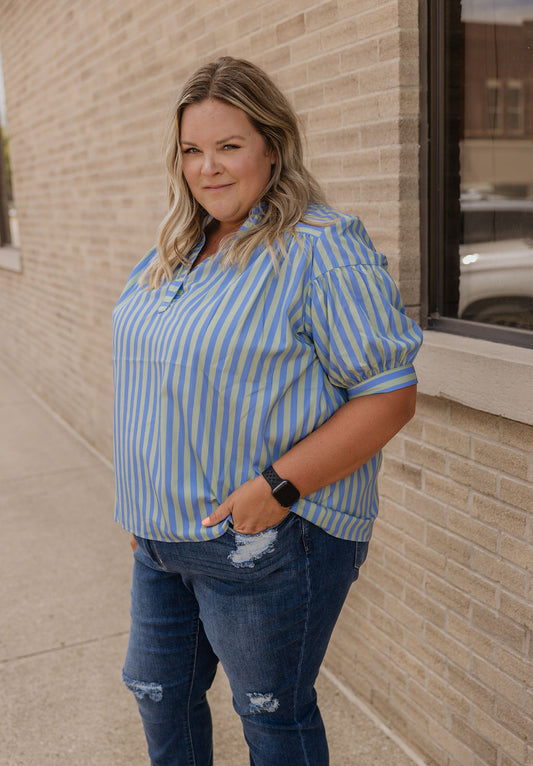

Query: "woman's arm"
(203, 384), (417, 534)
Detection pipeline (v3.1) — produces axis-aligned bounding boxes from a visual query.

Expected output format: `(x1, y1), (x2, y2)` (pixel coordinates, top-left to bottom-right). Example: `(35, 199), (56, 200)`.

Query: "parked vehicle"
(458, 197), (533, 329)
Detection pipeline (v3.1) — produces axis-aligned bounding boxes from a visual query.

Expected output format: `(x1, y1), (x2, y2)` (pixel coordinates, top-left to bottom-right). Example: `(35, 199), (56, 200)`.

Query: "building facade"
(0, 2), (531, 764)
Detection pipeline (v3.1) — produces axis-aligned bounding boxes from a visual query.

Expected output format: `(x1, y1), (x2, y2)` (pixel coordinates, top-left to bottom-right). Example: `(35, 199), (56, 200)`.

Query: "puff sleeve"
(304, 216), (423, 399)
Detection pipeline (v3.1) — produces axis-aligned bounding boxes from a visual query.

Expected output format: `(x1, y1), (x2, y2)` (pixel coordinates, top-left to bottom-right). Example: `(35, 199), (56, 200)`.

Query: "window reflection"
(458, 2), (533, 330)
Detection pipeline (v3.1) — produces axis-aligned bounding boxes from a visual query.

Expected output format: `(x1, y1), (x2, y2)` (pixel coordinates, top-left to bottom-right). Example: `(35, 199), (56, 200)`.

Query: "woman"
(113, 56), (422, 766)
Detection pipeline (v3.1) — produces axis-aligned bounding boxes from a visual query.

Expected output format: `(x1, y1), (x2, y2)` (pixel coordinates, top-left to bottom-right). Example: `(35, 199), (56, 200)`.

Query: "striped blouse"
(112, 204), (422, 543)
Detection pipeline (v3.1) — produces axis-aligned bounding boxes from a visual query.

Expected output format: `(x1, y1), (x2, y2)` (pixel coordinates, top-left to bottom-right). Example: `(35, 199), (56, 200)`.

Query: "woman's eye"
(222, 144), (239, 151)
(183, 147), (200, 154)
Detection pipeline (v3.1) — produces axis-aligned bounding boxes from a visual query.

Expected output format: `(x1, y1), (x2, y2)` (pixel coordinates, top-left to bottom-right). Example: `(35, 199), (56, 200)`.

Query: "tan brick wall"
(0, 0), (420, 457)
(1, 2), (531, 765)
(327, 396), (533, 766)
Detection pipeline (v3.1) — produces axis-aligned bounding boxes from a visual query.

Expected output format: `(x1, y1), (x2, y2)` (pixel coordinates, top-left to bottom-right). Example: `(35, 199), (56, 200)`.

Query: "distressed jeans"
(123, 513), (369, 766)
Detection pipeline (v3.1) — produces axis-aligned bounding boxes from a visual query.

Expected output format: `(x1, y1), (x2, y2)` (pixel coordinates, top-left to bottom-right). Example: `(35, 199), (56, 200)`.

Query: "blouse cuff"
(345, 365), (418, 399)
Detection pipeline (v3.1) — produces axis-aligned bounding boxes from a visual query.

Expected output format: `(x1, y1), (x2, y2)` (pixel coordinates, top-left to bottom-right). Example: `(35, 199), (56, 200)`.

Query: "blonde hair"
(146, 56), (326, 287)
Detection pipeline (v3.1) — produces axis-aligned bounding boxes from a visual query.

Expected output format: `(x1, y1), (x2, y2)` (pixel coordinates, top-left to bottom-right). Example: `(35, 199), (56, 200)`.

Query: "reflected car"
(458, 198), (533, 330)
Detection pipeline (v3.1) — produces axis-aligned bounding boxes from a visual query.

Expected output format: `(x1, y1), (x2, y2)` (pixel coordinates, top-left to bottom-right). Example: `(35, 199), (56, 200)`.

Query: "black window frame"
(422, 0), (533, 350)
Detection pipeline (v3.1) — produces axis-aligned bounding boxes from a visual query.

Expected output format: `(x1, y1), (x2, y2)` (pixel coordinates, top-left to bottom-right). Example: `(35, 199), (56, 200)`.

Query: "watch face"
(273, 480), (300, 507)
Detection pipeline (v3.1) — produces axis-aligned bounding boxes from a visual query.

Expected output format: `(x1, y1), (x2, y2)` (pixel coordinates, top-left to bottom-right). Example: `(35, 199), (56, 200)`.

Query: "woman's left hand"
(202, 476), (289, 534)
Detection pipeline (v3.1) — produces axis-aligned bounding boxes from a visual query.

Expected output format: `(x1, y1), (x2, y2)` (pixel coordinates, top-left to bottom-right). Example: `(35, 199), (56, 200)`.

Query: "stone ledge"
(416, 331), (533, 426)
(0, 245), (22, 273)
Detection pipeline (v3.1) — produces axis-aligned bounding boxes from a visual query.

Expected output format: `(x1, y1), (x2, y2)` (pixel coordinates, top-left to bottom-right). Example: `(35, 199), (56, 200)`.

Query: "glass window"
(0, 49), (18, 250)
(427, 1), (533, 344)
(486, 79), (503, 133)
(506, 80), (524, 134)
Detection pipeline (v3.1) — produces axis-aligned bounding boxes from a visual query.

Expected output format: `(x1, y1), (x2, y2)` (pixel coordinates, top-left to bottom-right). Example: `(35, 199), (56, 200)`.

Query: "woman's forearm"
(203, 384), (417, 532)
(272, 385), (417, 497)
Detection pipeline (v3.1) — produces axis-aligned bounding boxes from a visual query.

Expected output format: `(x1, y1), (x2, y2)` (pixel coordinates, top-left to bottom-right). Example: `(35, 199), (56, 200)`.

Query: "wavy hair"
(145, 56), (326, 287)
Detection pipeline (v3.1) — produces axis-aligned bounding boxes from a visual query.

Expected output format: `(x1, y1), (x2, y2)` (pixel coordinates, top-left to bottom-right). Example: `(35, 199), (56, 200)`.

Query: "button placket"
(156, 234), (204, 313)
(157, 274), (187, 313)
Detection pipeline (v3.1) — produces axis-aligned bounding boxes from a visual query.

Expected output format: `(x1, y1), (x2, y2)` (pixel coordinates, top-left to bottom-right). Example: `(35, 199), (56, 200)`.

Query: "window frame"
(423, 0), (533, 350)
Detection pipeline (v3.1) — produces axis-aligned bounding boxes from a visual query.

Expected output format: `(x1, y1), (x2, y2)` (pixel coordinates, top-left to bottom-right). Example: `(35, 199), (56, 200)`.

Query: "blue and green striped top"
(112, 204), (422, 542)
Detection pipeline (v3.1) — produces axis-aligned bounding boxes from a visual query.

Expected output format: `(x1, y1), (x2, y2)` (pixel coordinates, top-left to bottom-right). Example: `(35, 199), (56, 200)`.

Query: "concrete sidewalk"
(0, 363), (421, 765)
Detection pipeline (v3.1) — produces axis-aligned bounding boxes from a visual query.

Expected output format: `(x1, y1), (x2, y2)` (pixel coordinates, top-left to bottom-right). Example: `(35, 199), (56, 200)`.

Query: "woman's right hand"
(129, 533), (138, 552)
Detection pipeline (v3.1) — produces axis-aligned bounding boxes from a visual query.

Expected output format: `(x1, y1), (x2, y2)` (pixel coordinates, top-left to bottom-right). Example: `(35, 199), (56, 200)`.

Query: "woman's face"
(180, 99), (276, 234)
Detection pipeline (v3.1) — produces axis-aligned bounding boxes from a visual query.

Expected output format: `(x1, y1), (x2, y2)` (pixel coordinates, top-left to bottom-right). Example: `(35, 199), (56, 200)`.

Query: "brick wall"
(1, 2), (531, 765)
(0, 0), (420, 457)
(327, 397), (533, 766)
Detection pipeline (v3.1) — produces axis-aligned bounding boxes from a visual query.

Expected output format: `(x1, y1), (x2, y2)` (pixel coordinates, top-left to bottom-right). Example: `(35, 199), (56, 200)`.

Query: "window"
(0, 47), (21, 272)
(0, 123), (14, 247)
(484, 79), (524, 136)
(426, 1), (533, 347)
(486, 79), (503, 134)
(506, 80), (524, 134)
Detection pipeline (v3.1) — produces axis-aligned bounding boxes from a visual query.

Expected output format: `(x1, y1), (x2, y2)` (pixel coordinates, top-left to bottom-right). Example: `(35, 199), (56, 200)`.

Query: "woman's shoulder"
(135, 246), (158, 272)
(294, 204), (347, 235)
(294, 205), (387, 272)
(119, 246), (158, 293)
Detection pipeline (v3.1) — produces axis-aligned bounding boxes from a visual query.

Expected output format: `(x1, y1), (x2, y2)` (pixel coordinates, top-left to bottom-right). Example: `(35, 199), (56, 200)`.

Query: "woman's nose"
(201, 152), (222, 175)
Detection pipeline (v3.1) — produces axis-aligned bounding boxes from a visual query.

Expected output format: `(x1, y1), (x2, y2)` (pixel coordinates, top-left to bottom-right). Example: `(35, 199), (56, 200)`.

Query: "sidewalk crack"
(0, 631), (129, 664)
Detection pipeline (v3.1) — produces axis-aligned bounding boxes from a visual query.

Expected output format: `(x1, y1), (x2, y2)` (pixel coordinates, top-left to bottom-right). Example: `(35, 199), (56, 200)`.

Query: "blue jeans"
(123, 513), (369, 766)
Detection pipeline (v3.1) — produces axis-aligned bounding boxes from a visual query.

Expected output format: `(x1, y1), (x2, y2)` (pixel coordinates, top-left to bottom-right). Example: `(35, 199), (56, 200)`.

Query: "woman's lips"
(203, 184), (233, 191)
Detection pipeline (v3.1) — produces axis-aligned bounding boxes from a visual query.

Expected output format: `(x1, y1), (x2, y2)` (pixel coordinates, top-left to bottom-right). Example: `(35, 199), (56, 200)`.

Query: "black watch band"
(261, 466), (300, 508)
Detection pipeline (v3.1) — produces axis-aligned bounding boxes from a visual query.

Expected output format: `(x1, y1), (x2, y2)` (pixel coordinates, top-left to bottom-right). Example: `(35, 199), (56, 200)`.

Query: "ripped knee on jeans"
(123, 671), (163, 702)
(247, 692), (280, 714)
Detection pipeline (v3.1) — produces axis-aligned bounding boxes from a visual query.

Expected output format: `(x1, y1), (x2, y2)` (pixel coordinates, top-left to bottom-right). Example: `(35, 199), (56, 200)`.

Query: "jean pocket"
(226, 511), (294, 538)
(134, 535), (167, 570)
(352, 540), (370, 582)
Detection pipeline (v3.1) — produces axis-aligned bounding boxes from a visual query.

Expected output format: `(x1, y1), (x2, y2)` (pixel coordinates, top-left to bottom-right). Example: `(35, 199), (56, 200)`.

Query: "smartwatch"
(261, 466), (300, 507)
